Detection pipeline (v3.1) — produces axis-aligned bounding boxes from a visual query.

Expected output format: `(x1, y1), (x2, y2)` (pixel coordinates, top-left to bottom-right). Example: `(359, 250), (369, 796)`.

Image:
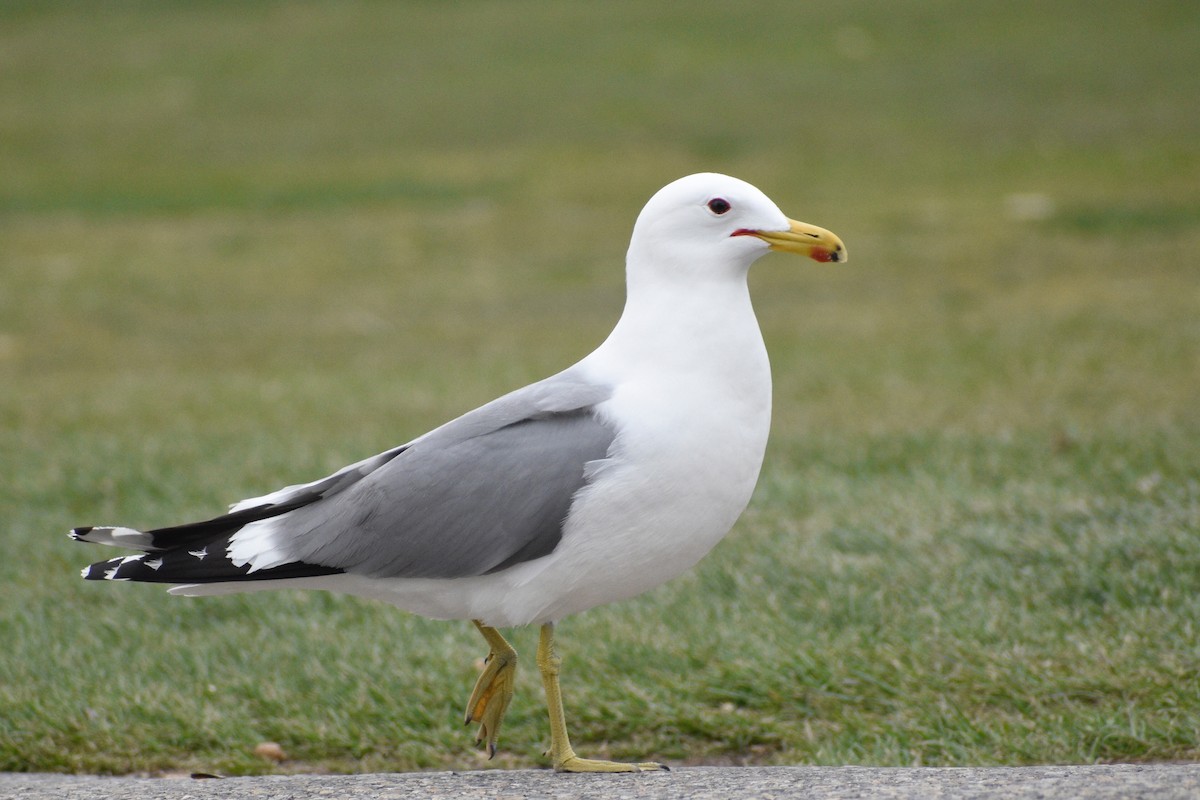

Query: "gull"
(72, 172), (846, 772)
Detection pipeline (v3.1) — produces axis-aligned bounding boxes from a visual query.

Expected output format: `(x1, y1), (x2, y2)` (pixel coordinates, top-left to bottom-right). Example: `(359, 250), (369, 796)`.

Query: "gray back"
(267, 371), (616, 579)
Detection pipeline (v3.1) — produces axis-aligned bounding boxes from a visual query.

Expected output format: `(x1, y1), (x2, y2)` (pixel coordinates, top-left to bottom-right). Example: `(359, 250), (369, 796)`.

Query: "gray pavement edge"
(2, 764), (1198, 800)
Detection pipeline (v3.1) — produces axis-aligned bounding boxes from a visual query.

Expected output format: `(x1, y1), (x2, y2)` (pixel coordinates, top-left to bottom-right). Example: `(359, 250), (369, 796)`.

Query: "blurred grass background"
(2, 0), (1198, 775)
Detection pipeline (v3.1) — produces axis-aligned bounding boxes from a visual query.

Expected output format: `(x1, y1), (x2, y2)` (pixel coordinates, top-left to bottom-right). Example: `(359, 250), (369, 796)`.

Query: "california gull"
(72, 172), (846, 772)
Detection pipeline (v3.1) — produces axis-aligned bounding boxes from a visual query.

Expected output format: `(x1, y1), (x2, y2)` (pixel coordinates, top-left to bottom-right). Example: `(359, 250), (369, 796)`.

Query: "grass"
(2, 0), (1199, 775)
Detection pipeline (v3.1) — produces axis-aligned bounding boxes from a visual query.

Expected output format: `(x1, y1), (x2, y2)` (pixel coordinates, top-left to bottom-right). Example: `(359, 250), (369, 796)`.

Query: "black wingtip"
(69, 527), (92, 540)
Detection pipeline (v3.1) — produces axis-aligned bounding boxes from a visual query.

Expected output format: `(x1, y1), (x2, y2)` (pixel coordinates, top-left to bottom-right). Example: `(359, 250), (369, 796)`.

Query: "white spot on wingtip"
(99, 554), (145, 580)
(188, 547), (208, 559)
(69, 526), (154, 548)
(144, 558), (163, 570)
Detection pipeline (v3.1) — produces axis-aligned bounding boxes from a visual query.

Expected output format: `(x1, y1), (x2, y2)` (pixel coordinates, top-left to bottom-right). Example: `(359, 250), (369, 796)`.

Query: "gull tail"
(76, 547), (344, 583)
(70, 497), (342, 584)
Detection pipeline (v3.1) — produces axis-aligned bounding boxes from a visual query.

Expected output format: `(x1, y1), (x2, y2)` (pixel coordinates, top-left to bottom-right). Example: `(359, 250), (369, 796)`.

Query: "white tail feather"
(68, 526), (154, 550)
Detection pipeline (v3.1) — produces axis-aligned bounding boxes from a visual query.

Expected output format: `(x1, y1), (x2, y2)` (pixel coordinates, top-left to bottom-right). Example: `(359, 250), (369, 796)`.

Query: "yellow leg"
(464, 620), (517, 758)
(537, 621), (667, 773)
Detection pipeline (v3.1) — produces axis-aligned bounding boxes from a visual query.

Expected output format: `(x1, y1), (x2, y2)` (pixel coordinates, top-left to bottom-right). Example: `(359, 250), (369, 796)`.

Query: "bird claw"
(473, 734), (497, 760)
(464, 625), (517, 758)
(554, 753), (669, 773)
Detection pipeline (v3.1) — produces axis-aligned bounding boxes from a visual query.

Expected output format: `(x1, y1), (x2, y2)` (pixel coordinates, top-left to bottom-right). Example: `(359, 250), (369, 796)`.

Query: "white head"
(626, 173), (846, 286)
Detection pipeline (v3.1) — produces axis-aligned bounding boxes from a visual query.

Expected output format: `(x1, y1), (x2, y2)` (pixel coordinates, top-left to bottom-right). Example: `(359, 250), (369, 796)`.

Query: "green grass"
(2, 0), (1199, 775)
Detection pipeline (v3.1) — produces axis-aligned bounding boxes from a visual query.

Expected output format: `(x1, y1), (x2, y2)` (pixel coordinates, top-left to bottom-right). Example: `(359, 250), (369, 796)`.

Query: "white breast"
(318, 289), (773, 627)
(491, 277), (773, 624)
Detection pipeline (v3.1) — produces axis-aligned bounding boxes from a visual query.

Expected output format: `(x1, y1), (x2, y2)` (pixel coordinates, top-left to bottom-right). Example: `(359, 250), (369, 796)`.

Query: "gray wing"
(261, 370), (616, 579)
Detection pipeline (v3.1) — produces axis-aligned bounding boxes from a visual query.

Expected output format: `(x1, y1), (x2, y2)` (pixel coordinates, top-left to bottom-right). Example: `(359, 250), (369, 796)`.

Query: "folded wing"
(74, 371), (615, 584)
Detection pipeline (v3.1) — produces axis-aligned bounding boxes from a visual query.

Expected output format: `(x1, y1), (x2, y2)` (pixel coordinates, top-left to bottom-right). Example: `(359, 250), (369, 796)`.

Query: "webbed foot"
(464, 620), (518, 758)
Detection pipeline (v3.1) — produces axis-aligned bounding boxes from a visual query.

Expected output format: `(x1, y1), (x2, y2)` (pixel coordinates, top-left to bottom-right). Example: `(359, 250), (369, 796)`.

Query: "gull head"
(627, 173), (846, 283)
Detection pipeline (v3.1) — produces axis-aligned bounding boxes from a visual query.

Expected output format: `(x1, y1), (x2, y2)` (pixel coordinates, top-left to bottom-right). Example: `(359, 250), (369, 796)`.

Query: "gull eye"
(706, 197), (731, 215)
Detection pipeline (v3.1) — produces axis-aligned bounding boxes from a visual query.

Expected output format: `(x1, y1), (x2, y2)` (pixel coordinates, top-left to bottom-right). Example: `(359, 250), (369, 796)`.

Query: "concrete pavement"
(3, 764), (1198, 800)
